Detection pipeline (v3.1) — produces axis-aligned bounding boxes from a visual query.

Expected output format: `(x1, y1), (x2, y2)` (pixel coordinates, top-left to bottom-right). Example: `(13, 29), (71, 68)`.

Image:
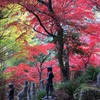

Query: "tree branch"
(37, 0), (48, 6)
(33, 25), (50, 37)
(48, 0), (54, 12)
(41, 48), (54, 63)
(32, 12), (56, 37)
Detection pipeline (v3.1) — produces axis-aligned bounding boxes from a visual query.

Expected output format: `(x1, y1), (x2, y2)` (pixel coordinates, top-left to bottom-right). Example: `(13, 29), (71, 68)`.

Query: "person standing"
(46, 66), (54, 99)
(6, 83), (14, 100)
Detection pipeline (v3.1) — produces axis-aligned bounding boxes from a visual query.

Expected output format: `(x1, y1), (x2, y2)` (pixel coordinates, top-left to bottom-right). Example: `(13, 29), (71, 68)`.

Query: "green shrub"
(55, 81), (79, 96)
(36, 90), (46, 100)
(65, 81), (79, 96)
(84, 65), (100, 82)
(54, 65), (100, 99)
(75, 75), (85, 84)
(55, 75), (88, 97)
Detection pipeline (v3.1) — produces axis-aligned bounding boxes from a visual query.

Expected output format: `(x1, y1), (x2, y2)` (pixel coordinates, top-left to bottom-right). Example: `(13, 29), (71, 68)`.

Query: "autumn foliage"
(4, 63), (60, 85)
(1, 0), (100, 82)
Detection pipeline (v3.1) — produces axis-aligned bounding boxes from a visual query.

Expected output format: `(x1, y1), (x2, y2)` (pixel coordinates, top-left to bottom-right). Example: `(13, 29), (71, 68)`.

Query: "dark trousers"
(46, 83), (53, 97)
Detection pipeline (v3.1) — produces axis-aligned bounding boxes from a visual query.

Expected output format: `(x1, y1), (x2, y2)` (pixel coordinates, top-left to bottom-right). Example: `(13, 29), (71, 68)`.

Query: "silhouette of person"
(46, 66), (54, 99)
(6, 83), (14, 100)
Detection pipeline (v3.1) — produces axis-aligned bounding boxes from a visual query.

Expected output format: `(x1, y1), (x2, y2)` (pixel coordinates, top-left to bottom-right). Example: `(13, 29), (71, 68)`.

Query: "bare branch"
(33, 25), (50, 37)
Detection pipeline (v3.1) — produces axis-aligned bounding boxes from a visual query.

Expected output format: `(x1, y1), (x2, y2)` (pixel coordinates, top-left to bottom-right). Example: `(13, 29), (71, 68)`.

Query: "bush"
(84, 65), (100, 82)
(55, 76), (87, 100)
(54, 65), (100, 100)
(36, 90), (46, 100)
(75, 75), (85, 84)
(55, 81), (79, 96)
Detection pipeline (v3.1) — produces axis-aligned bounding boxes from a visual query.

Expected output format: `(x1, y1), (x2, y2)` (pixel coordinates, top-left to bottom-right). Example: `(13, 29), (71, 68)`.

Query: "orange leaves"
(25, 43), (55, 61)
(5, 21), (22, 32)
(82, 23), (100, 35)
(4, 60), (61, 84)
(11, 12), (19, 17)
(5, 20), (32, 44)
(4, 63), (34, 84)
(15, 32), (27, 42)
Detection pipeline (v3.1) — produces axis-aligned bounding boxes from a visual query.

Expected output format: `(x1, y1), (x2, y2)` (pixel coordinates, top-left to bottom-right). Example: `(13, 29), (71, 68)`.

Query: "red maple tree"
(1, 0), (100, 81)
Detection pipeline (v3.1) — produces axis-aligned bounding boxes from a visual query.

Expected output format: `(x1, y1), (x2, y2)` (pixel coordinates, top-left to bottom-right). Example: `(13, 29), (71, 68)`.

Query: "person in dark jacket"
(46, 66), (54, 99)
(6, 83), (14, 100)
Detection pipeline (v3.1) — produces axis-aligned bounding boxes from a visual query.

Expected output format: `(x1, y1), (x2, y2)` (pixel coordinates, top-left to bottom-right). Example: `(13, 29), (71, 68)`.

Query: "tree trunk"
(57, 28), (70, 81)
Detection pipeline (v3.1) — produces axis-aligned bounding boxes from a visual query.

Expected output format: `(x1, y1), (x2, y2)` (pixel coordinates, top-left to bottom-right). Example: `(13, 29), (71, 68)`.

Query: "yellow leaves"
(20, 12), (28, 21)
(1, 3), (38, 51)
(5, 21), (21, 32)
(1, 4), (36, 44)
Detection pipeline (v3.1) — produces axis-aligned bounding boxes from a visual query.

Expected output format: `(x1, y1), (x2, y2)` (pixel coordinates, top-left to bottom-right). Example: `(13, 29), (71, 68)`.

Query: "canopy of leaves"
(0, 0), (100, 83)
